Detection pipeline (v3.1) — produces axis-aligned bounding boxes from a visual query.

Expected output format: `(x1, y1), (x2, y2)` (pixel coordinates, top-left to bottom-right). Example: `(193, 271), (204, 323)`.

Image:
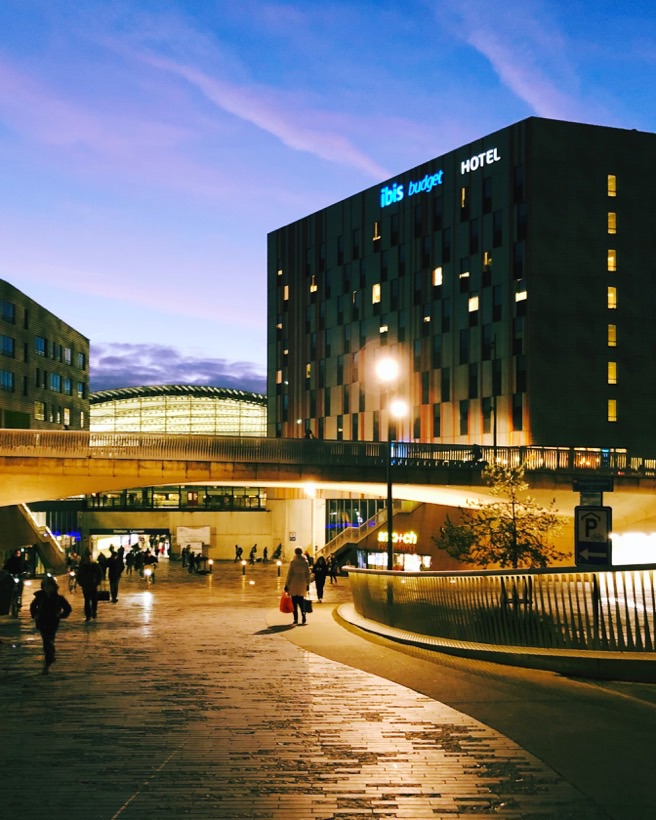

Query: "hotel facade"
(267, 117), (656, 454)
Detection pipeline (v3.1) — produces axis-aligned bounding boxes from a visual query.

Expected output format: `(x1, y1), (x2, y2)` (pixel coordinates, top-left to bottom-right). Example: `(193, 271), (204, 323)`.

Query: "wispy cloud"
(437, 0), (586, 120)
(139, 52), (390, 180)
(91, 343), (266, 394)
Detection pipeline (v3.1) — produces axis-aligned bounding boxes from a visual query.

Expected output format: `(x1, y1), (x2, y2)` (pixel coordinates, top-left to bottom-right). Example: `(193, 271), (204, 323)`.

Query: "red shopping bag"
(279, 592), (294, 614)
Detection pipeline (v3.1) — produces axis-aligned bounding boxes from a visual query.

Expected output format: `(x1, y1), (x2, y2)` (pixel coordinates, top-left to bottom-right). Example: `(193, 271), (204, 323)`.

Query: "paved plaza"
(1, 560), (655, 819)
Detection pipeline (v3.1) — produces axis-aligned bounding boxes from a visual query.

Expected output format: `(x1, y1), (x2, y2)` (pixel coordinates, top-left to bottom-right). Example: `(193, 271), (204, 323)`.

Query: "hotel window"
(441, 368), (450, 402)
(277, 268), (283, 277)
(432, 195), (444, 230)
(608, 361), (617, 385)
(481, 324), (493, 360)
(512, 241), (524, 280)
(276, 370), (283, 385)
(459, 258), (470, 293)
(0, 369), (14, 392)
(34, 400), (45, 421)
(441, 299), (451, 333)
(432, 266), (443, 287)
(305, 363), (312, 381)
(468, 363), (478, 399)
(513, 164), (525, 202)
(77, 382), (85, 399)
(442, 227), (452, 262)
(35, 336), (47, 356)
(459, 329), (470, 365)
(413, 339), (422, 372)
(372, 283), (381, 304)
(460, 186), (469, 221)
(432, 403), (440, 438)
(421, 371), (430, 404)
(64, 377), (72, 395)
(283, 284), (289, 301)
(492, 286), (502, 321)
(492, 210), (503, 247)
(352, 228), (361, 260)
(482, 397), (492, 434)
(432, 334), (442, 368)
(608, 399), (617, 422)
(482, 251), (493, 287)
(608, 324), (617, 347)
(1, 335), (15, 357)
(64, 347), (72, 365)
(414, 204), (424, 238)
(468, 295), (479, 313)
(337, 235), (344, 265)
(80, 410), (85, 428)
(608, 212), (616, 234)
(391, 213), (399, 246)
(608, 287), (617, 310)
(607, 250), (617, 272)
(607, 175), (617, 197)
(372, 221), (381, 241)
(309, 275), (318, 294)
(469, 218), (479, 253)
(50, 373), (61, 392)
(63, 408), (70, 427)
(482, 176), (492, 213)
(512, 394), (523, 431)
(77, 352), (86, 369)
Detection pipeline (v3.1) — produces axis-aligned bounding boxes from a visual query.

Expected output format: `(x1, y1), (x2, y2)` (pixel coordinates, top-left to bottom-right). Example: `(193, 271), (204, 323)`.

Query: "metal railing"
(348, 566), (656, 652)
(0, 431), (654, 476)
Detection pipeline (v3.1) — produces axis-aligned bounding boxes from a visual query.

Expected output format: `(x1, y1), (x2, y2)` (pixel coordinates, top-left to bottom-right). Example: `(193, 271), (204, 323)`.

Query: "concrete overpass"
(1, 430), (656, 531)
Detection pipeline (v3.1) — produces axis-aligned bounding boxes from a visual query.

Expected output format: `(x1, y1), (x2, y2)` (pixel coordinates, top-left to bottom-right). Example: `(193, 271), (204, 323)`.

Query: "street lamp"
(375, 357), (408, 571)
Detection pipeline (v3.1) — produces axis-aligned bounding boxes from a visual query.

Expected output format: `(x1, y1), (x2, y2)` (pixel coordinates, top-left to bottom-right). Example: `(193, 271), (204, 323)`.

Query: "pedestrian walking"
(234, 544), (243, 563)
(284, 547), (311, 625)
(76, 550), (103, 621)
(249, 544), (257, 565)
(29, 576), (72, 674)
(313, 555), (328, 603)
(327, 555), (338, 584)
(262, 546), (269, 563)
(107, 546), (125, 603)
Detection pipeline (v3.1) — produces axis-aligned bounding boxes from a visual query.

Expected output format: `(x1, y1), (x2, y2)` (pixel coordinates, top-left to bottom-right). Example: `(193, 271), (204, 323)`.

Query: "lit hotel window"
(277, 269), (283, 277)
(607, 175), (617, 197)
(372, 283), (381, 304)
(515, 290), (527, 302)
(468, 295), (479, 312)
(608, 399), (617, 422)
(607, 250), (617, 272)
(608, 212), (616, 234)
(379, 324), (389, 334)
(608, 324), (617, 347)
(305, 363), (312, 379)
(461, 186), (468, 208)
(608, 362), (617, 384)
(483, 250), (492, 269)
(276, 370), (283, 384)
(283, 285), (289, 301)
(608, 287), (617, 309)
(423, 315), (431, 323)
(372, 221), (381, 240)
(432, 266), (443, 286)
(310, 275), (318, 293)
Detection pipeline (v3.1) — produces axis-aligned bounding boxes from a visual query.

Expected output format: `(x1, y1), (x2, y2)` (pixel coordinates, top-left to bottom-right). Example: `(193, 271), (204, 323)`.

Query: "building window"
(64, 347), (72, 364)
(34, 400), (45, 421)
(607, 250), (617, 272)
(459, 400), (468, 435)
(608, 287), (617, 310)
(432, 403), (440, 438)
(459, 329), (470, 365)
(608, 324), (617, 347)
(608, 212), (616, 234)
(460, 186), (469, 221)
(492, 286), (502, 322)
(64, 408), (71, 427)
(608, 361), (617, 385)
(459, 257), (470, 293)
(283, 285), (289, 301)
(432, 266), (443, 287)
(309, 275), (318, 294)
(1, 335), (15, 357)
(492, 210), (503, 247)
(468, 295), (479, 313)
(0, 369), (14, 392)
(35, 336), (47, 356)
(0, 300), (15, 323)
(512, 394), (523, 430)
(441, 368), (450, 402)
(372, 283), (381, 304)
(468, 363), (478, 399)
(50, 373), (62, 392)
(607, 175), (617, 197)
(77, 382), (85, 399)
(305, 363), (312, 380)
(608, 399), (617, 422)
(482, 176), (492, 213)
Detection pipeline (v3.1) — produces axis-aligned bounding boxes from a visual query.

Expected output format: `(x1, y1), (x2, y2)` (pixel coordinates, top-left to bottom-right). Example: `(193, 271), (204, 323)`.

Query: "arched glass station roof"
(90, 385), (267, 436)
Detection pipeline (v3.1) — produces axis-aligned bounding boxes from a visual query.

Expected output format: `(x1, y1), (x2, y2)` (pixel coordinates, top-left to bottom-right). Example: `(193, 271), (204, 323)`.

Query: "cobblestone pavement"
(0, 561), (616, 818)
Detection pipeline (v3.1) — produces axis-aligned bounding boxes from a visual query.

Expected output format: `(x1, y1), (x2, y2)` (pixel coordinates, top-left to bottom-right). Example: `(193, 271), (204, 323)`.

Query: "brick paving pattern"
(1, 562), (603, 819)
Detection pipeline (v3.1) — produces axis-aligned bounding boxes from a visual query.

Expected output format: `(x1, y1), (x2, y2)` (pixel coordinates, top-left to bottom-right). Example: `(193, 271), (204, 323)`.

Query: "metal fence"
(0, 430), (655, 476)
(348, 566), (656, 652)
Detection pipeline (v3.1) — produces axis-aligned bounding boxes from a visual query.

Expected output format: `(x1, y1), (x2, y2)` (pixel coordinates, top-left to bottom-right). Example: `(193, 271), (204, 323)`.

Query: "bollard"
(277, 560), (282, 577)
(208, 559), (214, 573)
(241, 559), (247, 576)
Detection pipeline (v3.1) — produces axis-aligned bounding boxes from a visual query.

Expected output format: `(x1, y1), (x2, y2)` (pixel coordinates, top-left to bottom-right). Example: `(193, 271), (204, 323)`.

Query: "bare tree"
(435, 463), (567, 569)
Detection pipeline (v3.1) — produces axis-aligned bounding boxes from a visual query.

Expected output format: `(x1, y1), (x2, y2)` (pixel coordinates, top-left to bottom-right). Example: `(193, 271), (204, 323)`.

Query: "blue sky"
(0, 0), (654, 393)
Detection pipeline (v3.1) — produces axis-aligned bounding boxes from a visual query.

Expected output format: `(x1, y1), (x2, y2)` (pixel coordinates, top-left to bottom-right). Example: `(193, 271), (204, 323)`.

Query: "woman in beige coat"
(284, 547), (311, 625)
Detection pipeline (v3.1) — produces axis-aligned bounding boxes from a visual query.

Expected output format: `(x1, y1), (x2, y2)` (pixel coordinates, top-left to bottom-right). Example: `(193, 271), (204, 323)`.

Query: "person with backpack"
(30, 577), (72, 675)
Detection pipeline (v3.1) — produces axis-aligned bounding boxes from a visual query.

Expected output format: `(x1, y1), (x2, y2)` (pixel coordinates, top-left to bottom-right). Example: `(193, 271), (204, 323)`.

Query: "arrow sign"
(578, 547), (609, 560)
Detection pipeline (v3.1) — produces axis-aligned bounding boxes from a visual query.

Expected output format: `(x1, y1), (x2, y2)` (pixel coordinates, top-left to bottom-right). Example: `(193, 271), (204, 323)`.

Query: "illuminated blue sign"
(380, 170), (444, 208)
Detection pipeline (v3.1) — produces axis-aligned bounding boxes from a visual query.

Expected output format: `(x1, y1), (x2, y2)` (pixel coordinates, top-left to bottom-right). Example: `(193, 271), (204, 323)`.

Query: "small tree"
(435, 462), (567, 569)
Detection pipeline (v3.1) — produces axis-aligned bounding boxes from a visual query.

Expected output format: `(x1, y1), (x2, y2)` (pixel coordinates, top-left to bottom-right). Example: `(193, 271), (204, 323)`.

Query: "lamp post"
(375, 358), (407, 571)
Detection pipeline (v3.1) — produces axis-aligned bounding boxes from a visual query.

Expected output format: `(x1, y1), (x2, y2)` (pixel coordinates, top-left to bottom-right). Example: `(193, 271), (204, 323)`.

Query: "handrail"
(0, 431), (654, 476)
(347, 565), (656, 653)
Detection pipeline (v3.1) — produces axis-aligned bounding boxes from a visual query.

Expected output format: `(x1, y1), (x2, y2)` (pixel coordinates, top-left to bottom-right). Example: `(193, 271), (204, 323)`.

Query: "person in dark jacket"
(313, 555), (328, 603)
(30, 577), (72, 674)
(284, 548), (311, 625)
(107, 546), (125, 603)
(76, 551), (103, 621)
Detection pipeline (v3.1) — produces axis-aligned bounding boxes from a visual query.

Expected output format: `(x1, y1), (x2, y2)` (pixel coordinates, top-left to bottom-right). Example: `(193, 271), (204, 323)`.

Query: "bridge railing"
(347, 565), (656, 652)
(0, 431), (654, 475)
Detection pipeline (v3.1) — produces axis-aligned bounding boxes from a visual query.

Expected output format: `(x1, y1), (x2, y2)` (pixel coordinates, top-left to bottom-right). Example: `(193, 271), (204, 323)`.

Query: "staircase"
(17, 504), (67, 574)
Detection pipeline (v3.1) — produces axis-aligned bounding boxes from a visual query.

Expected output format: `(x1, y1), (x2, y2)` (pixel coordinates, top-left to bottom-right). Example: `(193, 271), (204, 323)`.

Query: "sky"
(0, 0), (655, 394)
